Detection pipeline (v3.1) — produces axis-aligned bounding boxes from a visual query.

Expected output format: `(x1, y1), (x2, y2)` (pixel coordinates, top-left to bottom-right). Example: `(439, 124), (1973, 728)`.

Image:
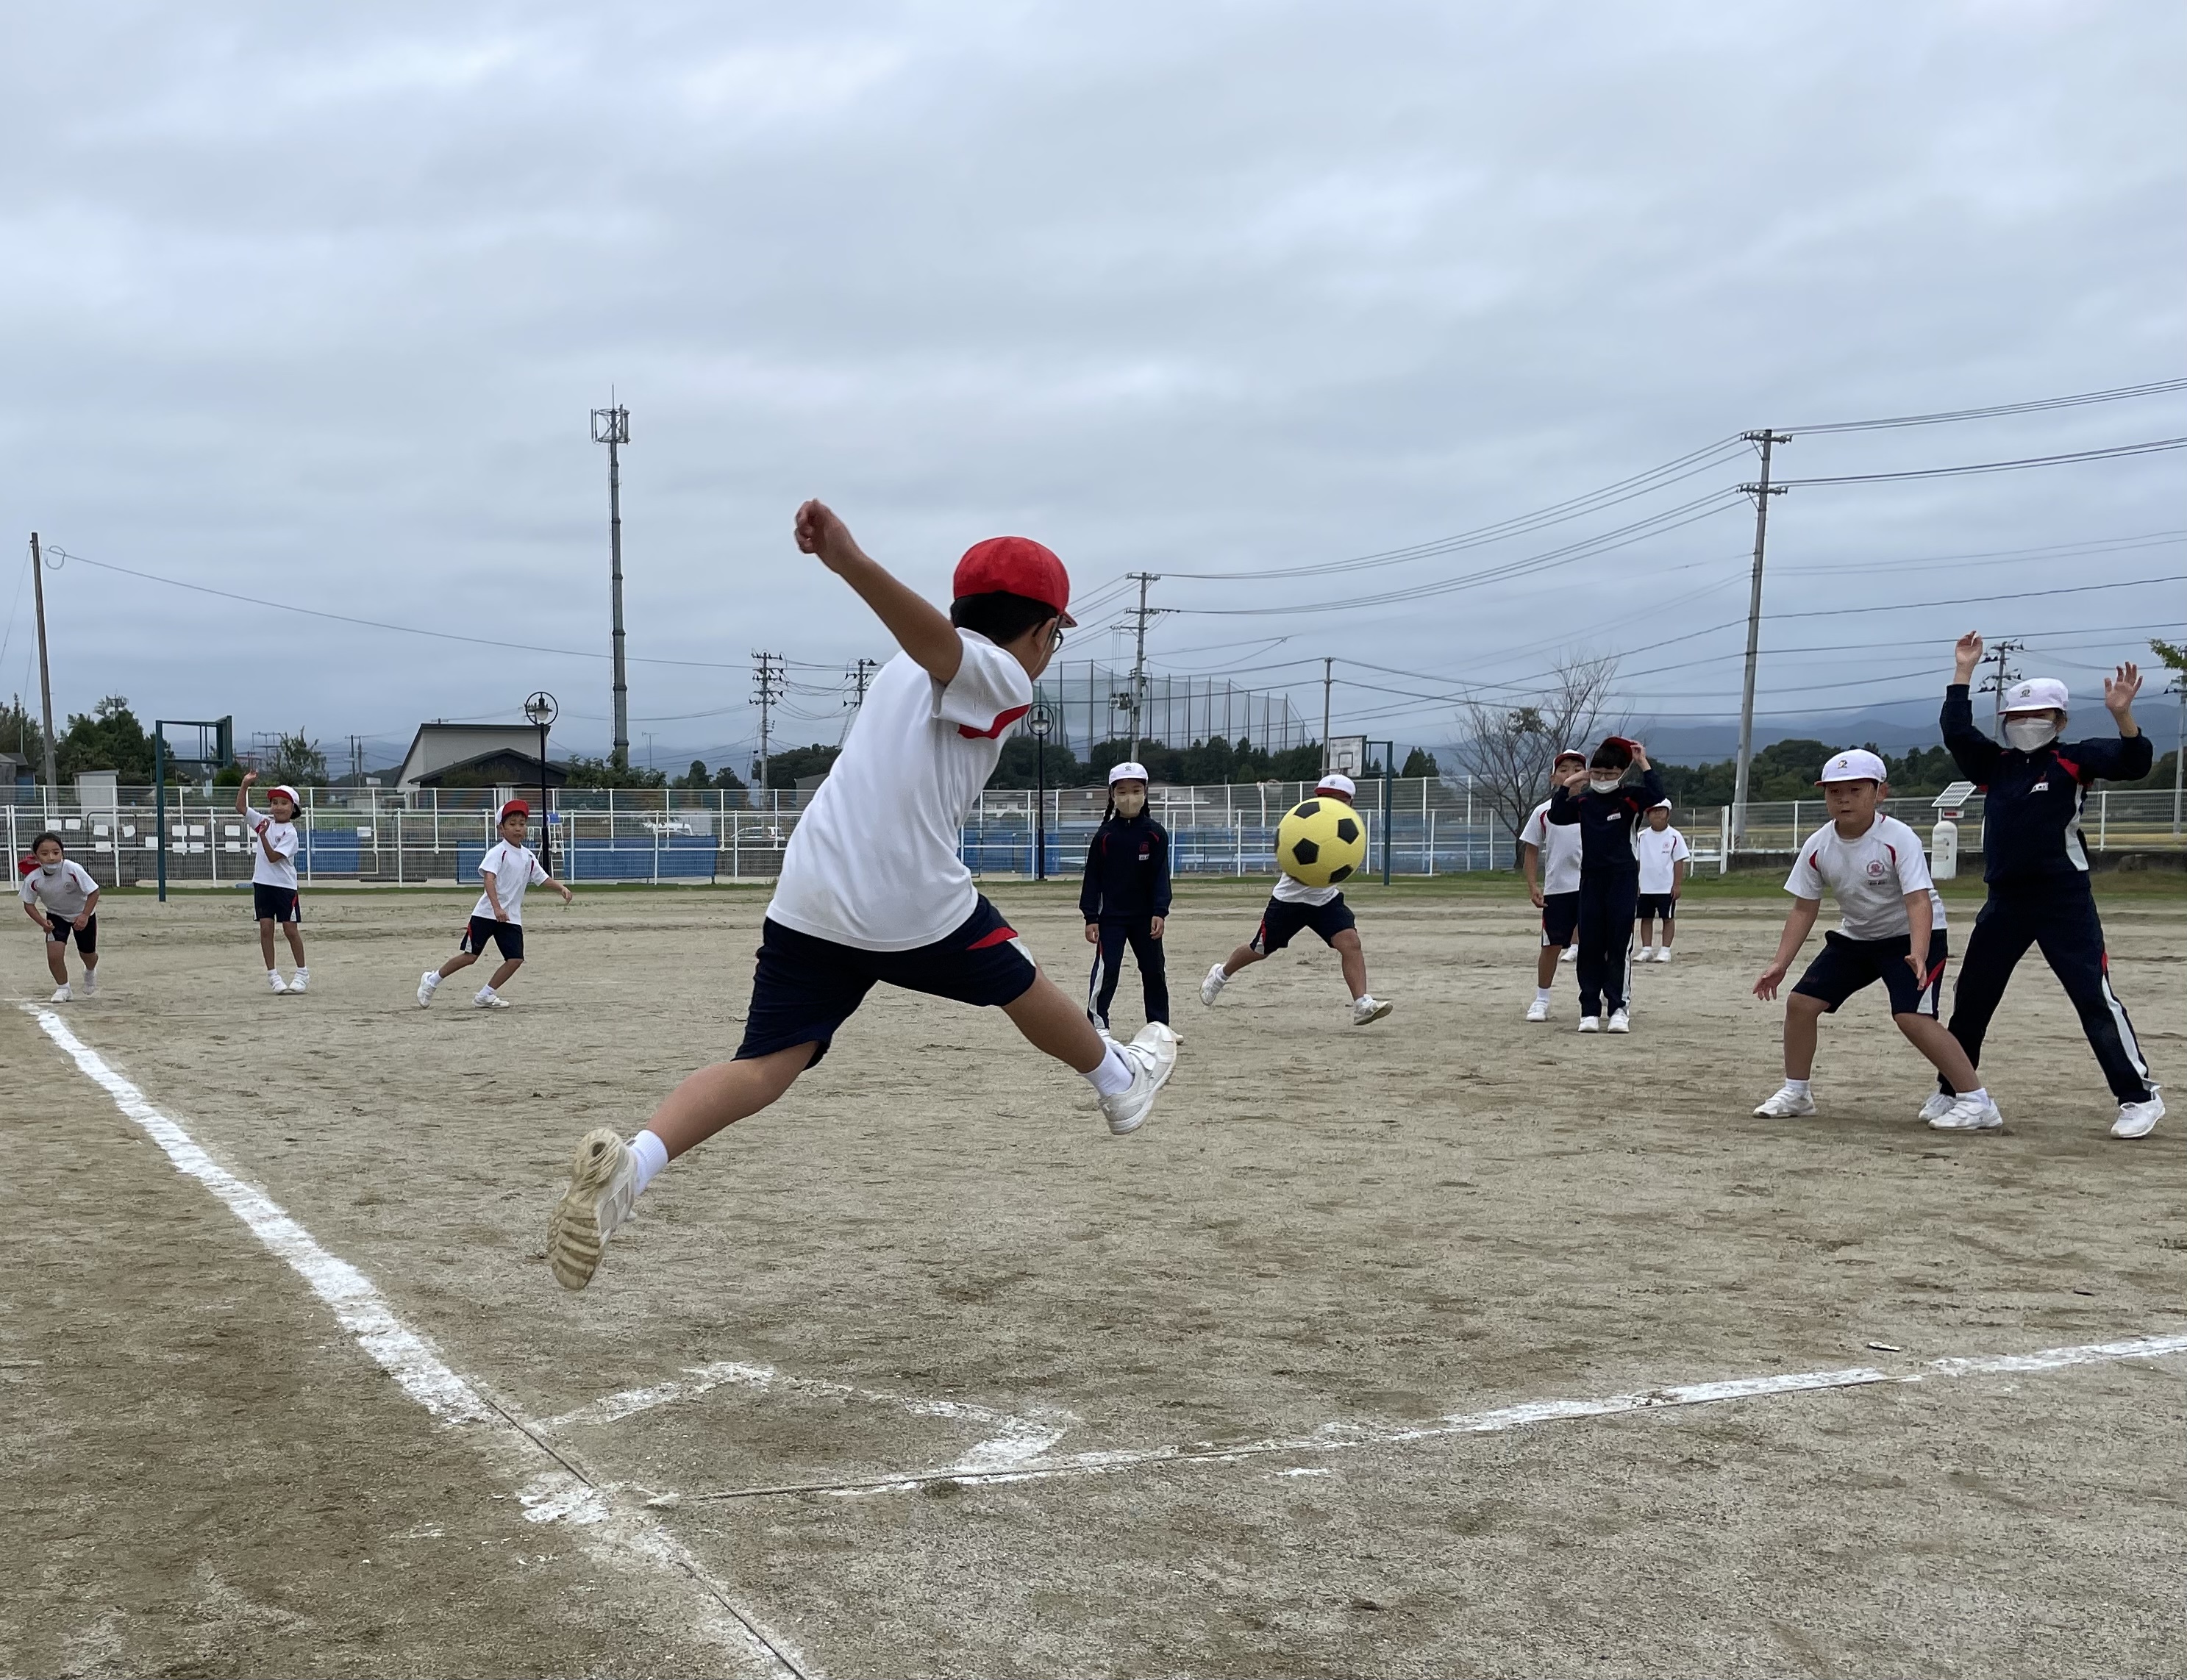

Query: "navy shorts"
(461, 916), (524, 960)
(1250, 893), (1355, 955)
(253, 884), (301, 923)
(735, 896), (1038, 1068)
(1794, 929), (1949, 1018)
(46, 913), (96, 954)
(1636, 893), (1677, 923)
(1540, 890), (1580, 948)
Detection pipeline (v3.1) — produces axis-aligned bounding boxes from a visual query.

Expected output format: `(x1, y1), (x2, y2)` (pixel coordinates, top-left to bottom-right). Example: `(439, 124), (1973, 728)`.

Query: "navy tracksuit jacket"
(1080, 812), (1171, 1028)
(1547, 767), (1665, 1018)
(1938, 684), (2155, 1103)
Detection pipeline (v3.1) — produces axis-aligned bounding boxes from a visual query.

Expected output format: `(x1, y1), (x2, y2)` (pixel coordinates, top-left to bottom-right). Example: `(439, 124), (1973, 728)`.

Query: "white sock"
(268, 968), (280, 979)
(1535, 986), (1552, 1004)
(1085, 1043), (1135, 1096)
(1785, 1078), (1811, 1095)
(476, 984), (496, 1001)
(1959, 1087), (1988, 1104)
(629, 1129), (669, 1195)
(421, 971), (440, 989)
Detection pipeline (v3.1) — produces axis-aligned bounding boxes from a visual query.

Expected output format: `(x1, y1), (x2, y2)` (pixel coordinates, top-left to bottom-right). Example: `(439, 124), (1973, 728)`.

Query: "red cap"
(499, 799), (530, 821)
(952, 536), (1075, 626)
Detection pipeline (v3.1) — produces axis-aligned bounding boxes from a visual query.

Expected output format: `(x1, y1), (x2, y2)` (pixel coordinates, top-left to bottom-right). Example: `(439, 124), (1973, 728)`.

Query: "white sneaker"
(1352, 996), (1394, 1026)
(1606, 1009), (1631, 1034)
(417, 971), (440, 1008)
(1559, 946), (1576, 963)
(1929, 1094), (2004, 1132)
(268, 971), (288, 994)
(1524, 998), (1549, 1023)
(1916, 1092), (1956, 1123)
(1577, 1015), (1600, 1034)
(547, 1129), (640, 1290)
(288, 970), (308, 995)
(1653, 948), (1673, 964)
(1099, 1023), (1177, 1136)
(82, 970), (99, 996)
(1200, 963), (1228, 1007)
(2113, 1089), (2165, 1140)
(474, 989), (510, 1009)
(1753, 1087), (1816, 1118)
(49, 984), (70, 1004)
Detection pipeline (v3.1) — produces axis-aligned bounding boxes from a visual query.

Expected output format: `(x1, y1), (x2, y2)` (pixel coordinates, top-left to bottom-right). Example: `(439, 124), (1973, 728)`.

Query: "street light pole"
(524, 691), (559, 874)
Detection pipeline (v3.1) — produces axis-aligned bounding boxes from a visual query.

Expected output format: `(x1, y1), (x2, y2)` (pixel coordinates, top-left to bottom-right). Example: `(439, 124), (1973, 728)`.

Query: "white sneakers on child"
(289, 969), (309, 995)
(474, 989), (510, 1009)
(2113, 1088), (2165, 1140)
(1351, 996), (1393, 1026)
(268, 971), (288, 994)
(1606, 1009), (1631, 1034)
(1577, 1015), (1599, 1034)
(1753, 1087), (1817, 1118)
(1559, 946), (1576, 963)
(1099, 1023), (1178, 1136)
(1652, 948), (1673, 964)
(548, 1128), (641, 1290)
(1929, 1094), (2004, 1132)
(82, 969), (97, 996)
(1916, 1092), (1955, 1123)
(1524, 998), (1549, 1023)
(1200, 963), (1228, 1006)
(49, 984), (70, 1004)
(417, 971), (440, 1007)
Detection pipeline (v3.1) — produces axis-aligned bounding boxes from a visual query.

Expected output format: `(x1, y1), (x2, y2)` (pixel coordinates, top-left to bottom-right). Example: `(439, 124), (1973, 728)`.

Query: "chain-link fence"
(5, 780), (2180, 890)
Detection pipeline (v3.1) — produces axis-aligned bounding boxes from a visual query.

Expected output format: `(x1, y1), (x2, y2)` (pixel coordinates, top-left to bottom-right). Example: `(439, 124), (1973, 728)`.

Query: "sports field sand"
(5, 878), (2183, 1678)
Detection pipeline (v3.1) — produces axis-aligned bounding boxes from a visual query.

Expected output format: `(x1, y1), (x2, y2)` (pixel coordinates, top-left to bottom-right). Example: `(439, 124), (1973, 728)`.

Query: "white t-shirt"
(1520, 798), (1583, 896)
(1272, 873), (1342, 907)
(1636, 826), (1691, 895)
(474, 840), (549, 925)
(21, 859), (99, 921)
(242, 805), (300, 890)
(767, 632), (1032, 951)
(1784, 815), (1947, 941)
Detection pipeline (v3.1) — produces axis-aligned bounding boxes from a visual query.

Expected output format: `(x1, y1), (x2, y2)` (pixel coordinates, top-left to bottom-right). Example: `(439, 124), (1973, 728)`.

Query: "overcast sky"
(4, 1), (2182, 773)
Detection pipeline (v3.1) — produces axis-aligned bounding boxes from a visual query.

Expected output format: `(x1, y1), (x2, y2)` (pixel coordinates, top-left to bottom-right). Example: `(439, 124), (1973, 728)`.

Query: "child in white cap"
(1750, 748), (1992, 1126)
(1080, 761), (1171, 1034)
(1201, 771), (1391, 1026)
(1519, 748), (1585, 1020)
(1934, 637), (2160, 1139)
(235, 771), (307, 993)
(1634, 799), (1689, 963)
(417, 798), (572, 1009)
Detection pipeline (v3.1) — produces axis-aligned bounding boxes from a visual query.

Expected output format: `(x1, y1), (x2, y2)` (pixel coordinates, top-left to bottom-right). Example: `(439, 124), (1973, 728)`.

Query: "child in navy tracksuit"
(1932, 637), (2161, 1139)
(1546, 737), (1665, 1033)
(1080, 761), (1171, 1033)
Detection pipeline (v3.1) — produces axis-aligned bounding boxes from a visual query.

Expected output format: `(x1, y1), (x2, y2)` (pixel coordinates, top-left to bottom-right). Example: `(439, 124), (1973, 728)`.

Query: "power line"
(1774, 436), (2187, 488)
(1782, 376), (2187, 435)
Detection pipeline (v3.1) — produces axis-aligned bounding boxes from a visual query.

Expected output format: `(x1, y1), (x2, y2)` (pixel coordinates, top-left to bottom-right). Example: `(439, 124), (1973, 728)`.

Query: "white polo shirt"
(1636, 826), (1691, 895)
(474, 841), (549, 924)
(242, 805), (300, 890)
(1520, 798), (1583, 896)
(767, 631), (1032, 951)
(1785, 815), (1947, 941)
(21, 859), (99, 921)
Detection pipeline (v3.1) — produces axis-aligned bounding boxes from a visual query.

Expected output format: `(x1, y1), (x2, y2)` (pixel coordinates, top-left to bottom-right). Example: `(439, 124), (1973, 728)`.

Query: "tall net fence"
(6, 782), (2180, 890)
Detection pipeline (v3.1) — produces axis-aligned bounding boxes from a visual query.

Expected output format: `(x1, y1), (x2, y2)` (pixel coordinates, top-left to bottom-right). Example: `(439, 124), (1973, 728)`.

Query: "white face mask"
(2004, 717), (2059, 752)
(1588, 776), (1622, 793)
(40, 859), (63, 874)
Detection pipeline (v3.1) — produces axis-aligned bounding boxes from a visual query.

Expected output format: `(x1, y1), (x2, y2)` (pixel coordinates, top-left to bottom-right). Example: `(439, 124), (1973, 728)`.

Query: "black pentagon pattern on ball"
(1335, 816), (1360, 845)
(1292, 837), (1321, 865)
(1330, 863), (1354, 882)
(1294, 799), (1320, 818)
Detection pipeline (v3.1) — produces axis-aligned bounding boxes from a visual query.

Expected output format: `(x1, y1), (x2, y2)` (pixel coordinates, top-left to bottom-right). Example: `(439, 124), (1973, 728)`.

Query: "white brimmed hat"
(268, 784), (302, 807)
(1816, 748), (1888, 785)
(1316, 772), (1357, 798)
(1553, 747), (1586, 765)
(1107, 761), (1149, 784)
(1650, 798), (1673, 811)
(1999, 676), (2069, 715)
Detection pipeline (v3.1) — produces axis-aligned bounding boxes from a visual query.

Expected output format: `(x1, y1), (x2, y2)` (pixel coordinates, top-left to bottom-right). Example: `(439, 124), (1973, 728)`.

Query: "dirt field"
(5, 876), (2184, 1679)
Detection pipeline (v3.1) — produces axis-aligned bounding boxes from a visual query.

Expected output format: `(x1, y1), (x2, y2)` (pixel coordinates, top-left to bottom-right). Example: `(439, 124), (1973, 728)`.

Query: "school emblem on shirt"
(1863, 858), (1889, 882)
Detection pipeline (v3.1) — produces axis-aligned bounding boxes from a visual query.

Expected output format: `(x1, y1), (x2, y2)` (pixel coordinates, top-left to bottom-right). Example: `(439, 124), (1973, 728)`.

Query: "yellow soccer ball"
(1277, 797), (1366, 887)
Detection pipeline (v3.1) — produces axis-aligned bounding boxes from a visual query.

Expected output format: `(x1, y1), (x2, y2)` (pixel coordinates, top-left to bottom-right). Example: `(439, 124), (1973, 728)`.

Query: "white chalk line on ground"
(24, 1004), (810, 1680)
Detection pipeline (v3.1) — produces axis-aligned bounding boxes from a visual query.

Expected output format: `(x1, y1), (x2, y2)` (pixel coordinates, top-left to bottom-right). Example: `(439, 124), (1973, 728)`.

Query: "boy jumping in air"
(1080, 761), (1171, 1035)
(237, 772), (307, 993)
(1749, 749), (1993, 1128)
(418, 798), (572, 1009)
(1199, 771), (1392, 1026)
(1546, 738), (1662, 1033)
(1634, 800), (1689, 963)
(545, 504), (1177, 1290)
(21, 832), (100, 1001)
(1519, 747), (1586, 1019)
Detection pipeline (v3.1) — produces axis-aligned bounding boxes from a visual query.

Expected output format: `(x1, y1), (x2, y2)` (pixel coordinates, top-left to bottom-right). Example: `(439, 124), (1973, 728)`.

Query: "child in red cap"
(545, 500), (1177, 1290)
(236, 771), (309, 993)
(418, 798), (572, 1009)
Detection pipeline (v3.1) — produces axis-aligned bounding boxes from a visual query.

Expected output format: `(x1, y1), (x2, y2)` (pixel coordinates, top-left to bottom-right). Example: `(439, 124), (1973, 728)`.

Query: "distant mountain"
(1628, 701), (1947, 765)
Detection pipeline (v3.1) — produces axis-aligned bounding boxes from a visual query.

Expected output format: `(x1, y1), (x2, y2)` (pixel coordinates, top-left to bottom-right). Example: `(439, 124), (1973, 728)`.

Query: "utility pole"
(1730, 432), (1790, 845)
(29, 533), (57, 789)
(590, 401), (632, 766)
(1125, 571), (1161, 762)
(847, 657), (878, 709)
(1321, 657), (1333, 768)
(752, 651), (784, 794)
(1977, 639), (2027, 740)
(2166, 673), (2183, 839)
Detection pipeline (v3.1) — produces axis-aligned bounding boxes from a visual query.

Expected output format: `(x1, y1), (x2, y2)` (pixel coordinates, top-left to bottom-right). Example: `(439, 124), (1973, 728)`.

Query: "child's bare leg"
(438, 949), (477, 979)
(1535, 944), (1560, 987)
(1221, 943), (1263, 979)
(45, 942), (68, 985)
(1660, 916), (1676, 949)
(1001, 971), (1108, 1072)
(1895, 1013), (1980, 1093)
(283, 925), (307, 965)
(81, 948), (96, 973)
(488, 957), (524, 990)
(1783, 993), (1825, 1079)
(644, 1043), (818, 1158)
(257, 920), (277, 967)
(1638, 915), (1657, 949)
(1331, 928), (1369, 1001)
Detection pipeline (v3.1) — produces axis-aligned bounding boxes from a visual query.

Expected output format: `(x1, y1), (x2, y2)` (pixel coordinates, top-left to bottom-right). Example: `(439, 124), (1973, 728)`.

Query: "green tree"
(265, 729), (328, 786)
(987, 734), (1086, 790)
(0, 693), (45, 769)
(760, 743), (843, 788)
(710, 762), (747, 792)
(673, 758), (712, 790)
(55, 695), (154, 782)
(564, 754), (667, 789)
(1401, 747), (1440, 778)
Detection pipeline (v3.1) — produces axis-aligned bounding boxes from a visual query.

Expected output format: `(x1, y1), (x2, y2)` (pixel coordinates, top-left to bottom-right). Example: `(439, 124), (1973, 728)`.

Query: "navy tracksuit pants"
(1941, 879), (2153, 1103)
(1088, 916), (1168, 1030)
(1576, 870), (1639, 1018)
